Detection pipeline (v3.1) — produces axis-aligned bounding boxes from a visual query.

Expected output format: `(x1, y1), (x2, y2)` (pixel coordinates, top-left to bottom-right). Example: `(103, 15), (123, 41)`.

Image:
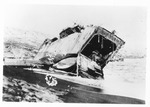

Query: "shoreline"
(3, 65), (145, 104)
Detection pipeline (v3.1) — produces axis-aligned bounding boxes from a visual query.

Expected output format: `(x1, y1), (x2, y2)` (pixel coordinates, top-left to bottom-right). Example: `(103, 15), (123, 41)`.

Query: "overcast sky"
(4, 5), (147, 54)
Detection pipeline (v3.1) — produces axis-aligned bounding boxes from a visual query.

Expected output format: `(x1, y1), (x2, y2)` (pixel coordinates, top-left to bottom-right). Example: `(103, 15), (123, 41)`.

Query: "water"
(102, 58), (146, 100)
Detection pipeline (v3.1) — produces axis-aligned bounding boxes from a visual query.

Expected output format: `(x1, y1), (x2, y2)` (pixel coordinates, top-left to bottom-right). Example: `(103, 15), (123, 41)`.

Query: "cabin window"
(81, 34), (116, 66)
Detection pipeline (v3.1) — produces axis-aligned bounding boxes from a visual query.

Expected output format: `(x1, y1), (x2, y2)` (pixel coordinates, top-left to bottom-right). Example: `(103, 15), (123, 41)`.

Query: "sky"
(4, 5), (147, 54)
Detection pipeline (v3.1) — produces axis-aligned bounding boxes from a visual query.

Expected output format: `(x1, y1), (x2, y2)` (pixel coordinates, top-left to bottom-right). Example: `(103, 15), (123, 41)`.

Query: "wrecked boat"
(3, 24), (125, 94)
(4, 26), (147, 104)
(4, 25), (125, 80)
(31, 25), (125, 79)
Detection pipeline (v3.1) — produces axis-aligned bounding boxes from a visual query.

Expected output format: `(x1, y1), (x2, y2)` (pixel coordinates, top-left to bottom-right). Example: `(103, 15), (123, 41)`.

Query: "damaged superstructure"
(32, 25), (125, 79)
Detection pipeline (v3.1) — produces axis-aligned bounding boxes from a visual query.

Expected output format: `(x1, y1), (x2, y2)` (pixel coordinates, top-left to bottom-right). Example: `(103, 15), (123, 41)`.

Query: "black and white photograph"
(2, 1), (149, 105)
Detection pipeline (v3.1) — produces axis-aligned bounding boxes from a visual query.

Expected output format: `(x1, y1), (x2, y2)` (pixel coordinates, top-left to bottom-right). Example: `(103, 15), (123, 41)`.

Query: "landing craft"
(4, 24), (125, 80)
(31, 25), (125, 79)
(4, 26), (146, 104)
